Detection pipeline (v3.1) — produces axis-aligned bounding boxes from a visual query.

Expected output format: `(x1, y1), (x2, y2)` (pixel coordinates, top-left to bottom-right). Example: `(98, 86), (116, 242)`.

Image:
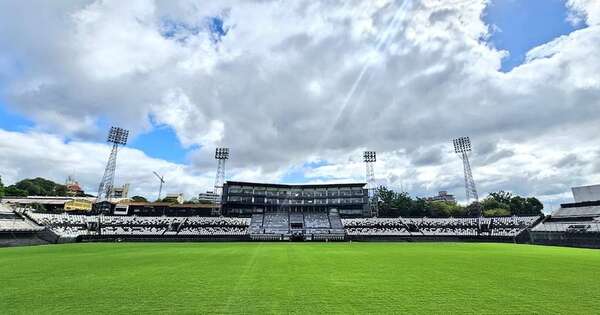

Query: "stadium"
(2, 135), (600, 314)
(2, 148), (600, 312)
(2, 1), (600, 314)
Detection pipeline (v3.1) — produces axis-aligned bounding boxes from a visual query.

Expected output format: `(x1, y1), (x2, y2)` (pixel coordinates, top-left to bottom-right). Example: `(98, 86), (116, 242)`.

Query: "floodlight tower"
(97, 127), (129, 203)
(363, 151), (378, 217)
(453, 137), (479, 203)
(213, 147), (229, 216)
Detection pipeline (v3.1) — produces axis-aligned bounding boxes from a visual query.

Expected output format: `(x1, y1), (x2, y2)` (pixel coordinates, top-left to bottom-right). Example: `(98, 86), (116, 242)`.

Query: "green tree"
(509, 196), (527, 216)
(375, 186), (396, 217)
(483, 208), (511, 217)
(524, 197), (544, 216)
(4, 186), (28, 196)
(409, 198), (431, 217)
(0, 176), (4, 197)
(392, 192), (413, 217)
(489, 191), (513, 204)
(481, 197), (510, 212)
(10, 177), (68, 196)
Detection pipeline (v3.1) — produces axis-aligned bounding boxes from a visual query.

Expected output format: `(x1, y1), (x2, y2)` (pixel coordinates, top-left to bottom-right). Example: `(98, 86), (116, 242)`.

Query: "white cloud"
(0, 129), (212, 200)
(0, 0), (599, 209)
(566, 0), (600, 26)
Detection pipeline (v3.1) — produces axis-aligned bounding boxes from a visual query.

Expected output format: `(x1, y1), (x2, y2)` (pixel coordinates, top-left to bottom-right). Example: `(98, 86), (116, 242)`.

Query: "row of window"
(227, 189), (365, 197)
(226, 197), (366, 205)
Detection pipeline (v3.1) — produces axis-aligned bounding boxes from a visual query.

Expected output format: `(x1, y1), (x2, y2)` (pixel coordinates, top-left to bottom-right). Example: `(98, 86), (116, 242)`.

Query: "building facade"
(426, 191), (457, 203)
(198, 191), (218, 204)
(221, 181), (369, 217)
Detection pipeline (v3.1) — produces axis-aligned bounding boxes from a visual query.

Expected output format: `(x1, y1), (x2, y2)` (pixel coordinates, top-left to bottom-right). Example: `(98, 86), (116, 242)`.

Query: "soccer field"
(1, 243), (599, 314)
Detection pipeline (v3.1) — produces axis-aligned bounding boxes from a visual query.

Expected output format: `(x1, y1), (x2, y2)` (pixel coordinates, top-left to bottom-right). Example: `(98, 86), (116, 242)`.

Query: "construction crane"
(153, 171), (165, 201)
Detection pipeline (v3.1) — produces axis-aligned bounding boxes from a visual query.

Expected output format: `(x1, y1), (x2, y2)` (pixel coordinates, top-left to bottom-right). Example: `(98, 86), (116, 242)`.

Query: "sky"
(0, 0), (599, 210)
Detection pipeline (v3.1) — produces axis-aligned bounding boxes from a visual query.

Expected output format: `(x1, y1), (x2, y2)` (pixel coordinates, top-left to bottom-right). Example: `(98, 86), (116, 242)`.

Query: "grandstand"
(343, 216), (539, 241)
(248, 209), (345, 241)
(8, 183), (600, 248)
(530, 200), (600, 248)
(222, 181), (369, 217)
(15, 208), (539, 244)
(0, 204), (52, 246)
(24, 211), (251, 242)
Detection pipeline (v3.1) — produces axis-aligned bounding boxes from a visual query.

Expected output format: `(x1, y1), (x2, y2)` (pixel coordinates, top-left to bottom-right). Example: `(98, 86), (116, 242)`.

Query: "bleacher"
(304, 212), (330, 229)
(13, 206), (547, 244)
(0, 212), (44, 232)
(289, 212), (304, 229)
(551, 201), (600, 219)
(249, 211), (345, 240)
(26, 212), (250, 238)
(0, 205), (44, 232)
(262, 212), (289, 234)
(342, 216), (539, 238)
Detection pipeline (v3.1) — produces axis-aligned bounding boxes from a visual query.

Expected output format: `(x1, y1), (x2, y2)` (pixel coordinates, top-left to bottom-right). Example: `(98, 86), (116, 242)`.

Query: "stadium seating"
(0, 210), (44, 232)
(342, 216), (539, 237)
(20, 207), (540, 242)
(25, 212), (250, 237)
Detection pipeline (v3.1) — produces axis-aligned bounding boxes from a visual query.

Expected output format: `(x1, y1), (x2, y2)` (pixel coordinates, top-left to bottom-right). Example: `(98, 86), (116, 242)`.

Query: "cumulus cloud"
(0, 129), (211, 200)
(0, 0), (599, 208)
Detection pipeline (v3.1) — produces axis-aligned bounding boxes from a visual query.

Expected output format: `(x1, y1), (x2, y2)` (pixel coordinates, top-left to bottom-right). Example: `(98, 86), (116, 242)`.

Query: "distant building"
(111, 184), (129, 199)
(198, 191), (218, 204)
(426, 191), (456, 203)
(65, 176), (84, 197)
(163, 193), (184, 204)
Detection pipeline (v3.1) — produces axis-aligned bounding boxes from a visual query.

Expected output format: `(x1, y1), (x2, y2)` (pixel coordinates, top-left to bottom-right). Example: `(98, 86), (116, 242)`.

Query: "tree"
(392, 192), (413, 217)
(481, 197), (510, 212)
(509, 196), (527, 216)
(9, 177), (68, 196)
(376, 186), (397, 217)
(409, 198), (431, 217)
(483, 208), (511, 217)
(0, 176), (4, 197)
(524, 197), (544, 216)
(4, 186), (28, 196)
(131, 196), (148, 202)
(489, 191), (513, 204)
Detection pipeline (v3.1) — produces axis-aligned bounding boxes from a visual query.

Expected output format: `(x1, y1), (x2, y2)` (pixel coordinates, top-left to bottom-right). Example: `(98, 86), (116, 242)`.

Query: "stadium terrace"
(0, 182), (598, 247)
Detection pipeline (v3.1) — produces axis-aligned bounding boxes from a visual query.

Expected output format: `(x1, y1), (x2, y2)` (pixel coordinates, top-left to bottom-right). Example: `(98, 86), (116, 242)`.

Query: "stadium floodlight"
(107, 127), (129, 145)
(97, 126), (130, 211)
(363, 151), (378, 217)
(215, 147), (229, 160)
(452, 137), (479, 204)
(213, 147), (230, 216)
(453, 136), (471, 154)
(363, 151), (376, 163)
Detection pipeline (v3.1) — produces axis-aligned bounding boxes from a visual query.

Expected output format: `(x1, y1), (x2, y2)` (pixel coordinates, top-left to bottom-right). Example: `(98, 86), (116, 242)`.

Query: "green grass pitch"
(1, 242), (599, 314)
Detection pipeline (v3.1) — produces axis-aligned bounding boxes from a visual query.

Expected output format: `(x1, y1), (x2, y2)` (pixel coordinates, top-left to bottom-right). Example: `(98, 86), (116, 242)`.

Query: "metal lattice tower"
(153, 171), (165, 201)
(363, 151), (378, 217)
(453, 137), (479, 203)
(97, 127), (129, 204)
(213, 147), (229, 216)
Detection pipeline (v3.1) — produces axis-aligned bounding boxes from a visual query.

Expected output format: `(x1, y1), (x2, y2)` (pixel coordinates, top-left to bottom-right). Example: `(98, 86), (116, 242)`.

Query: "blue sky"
(483, 0), (582, 72)
(0, 1), (579, 166)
